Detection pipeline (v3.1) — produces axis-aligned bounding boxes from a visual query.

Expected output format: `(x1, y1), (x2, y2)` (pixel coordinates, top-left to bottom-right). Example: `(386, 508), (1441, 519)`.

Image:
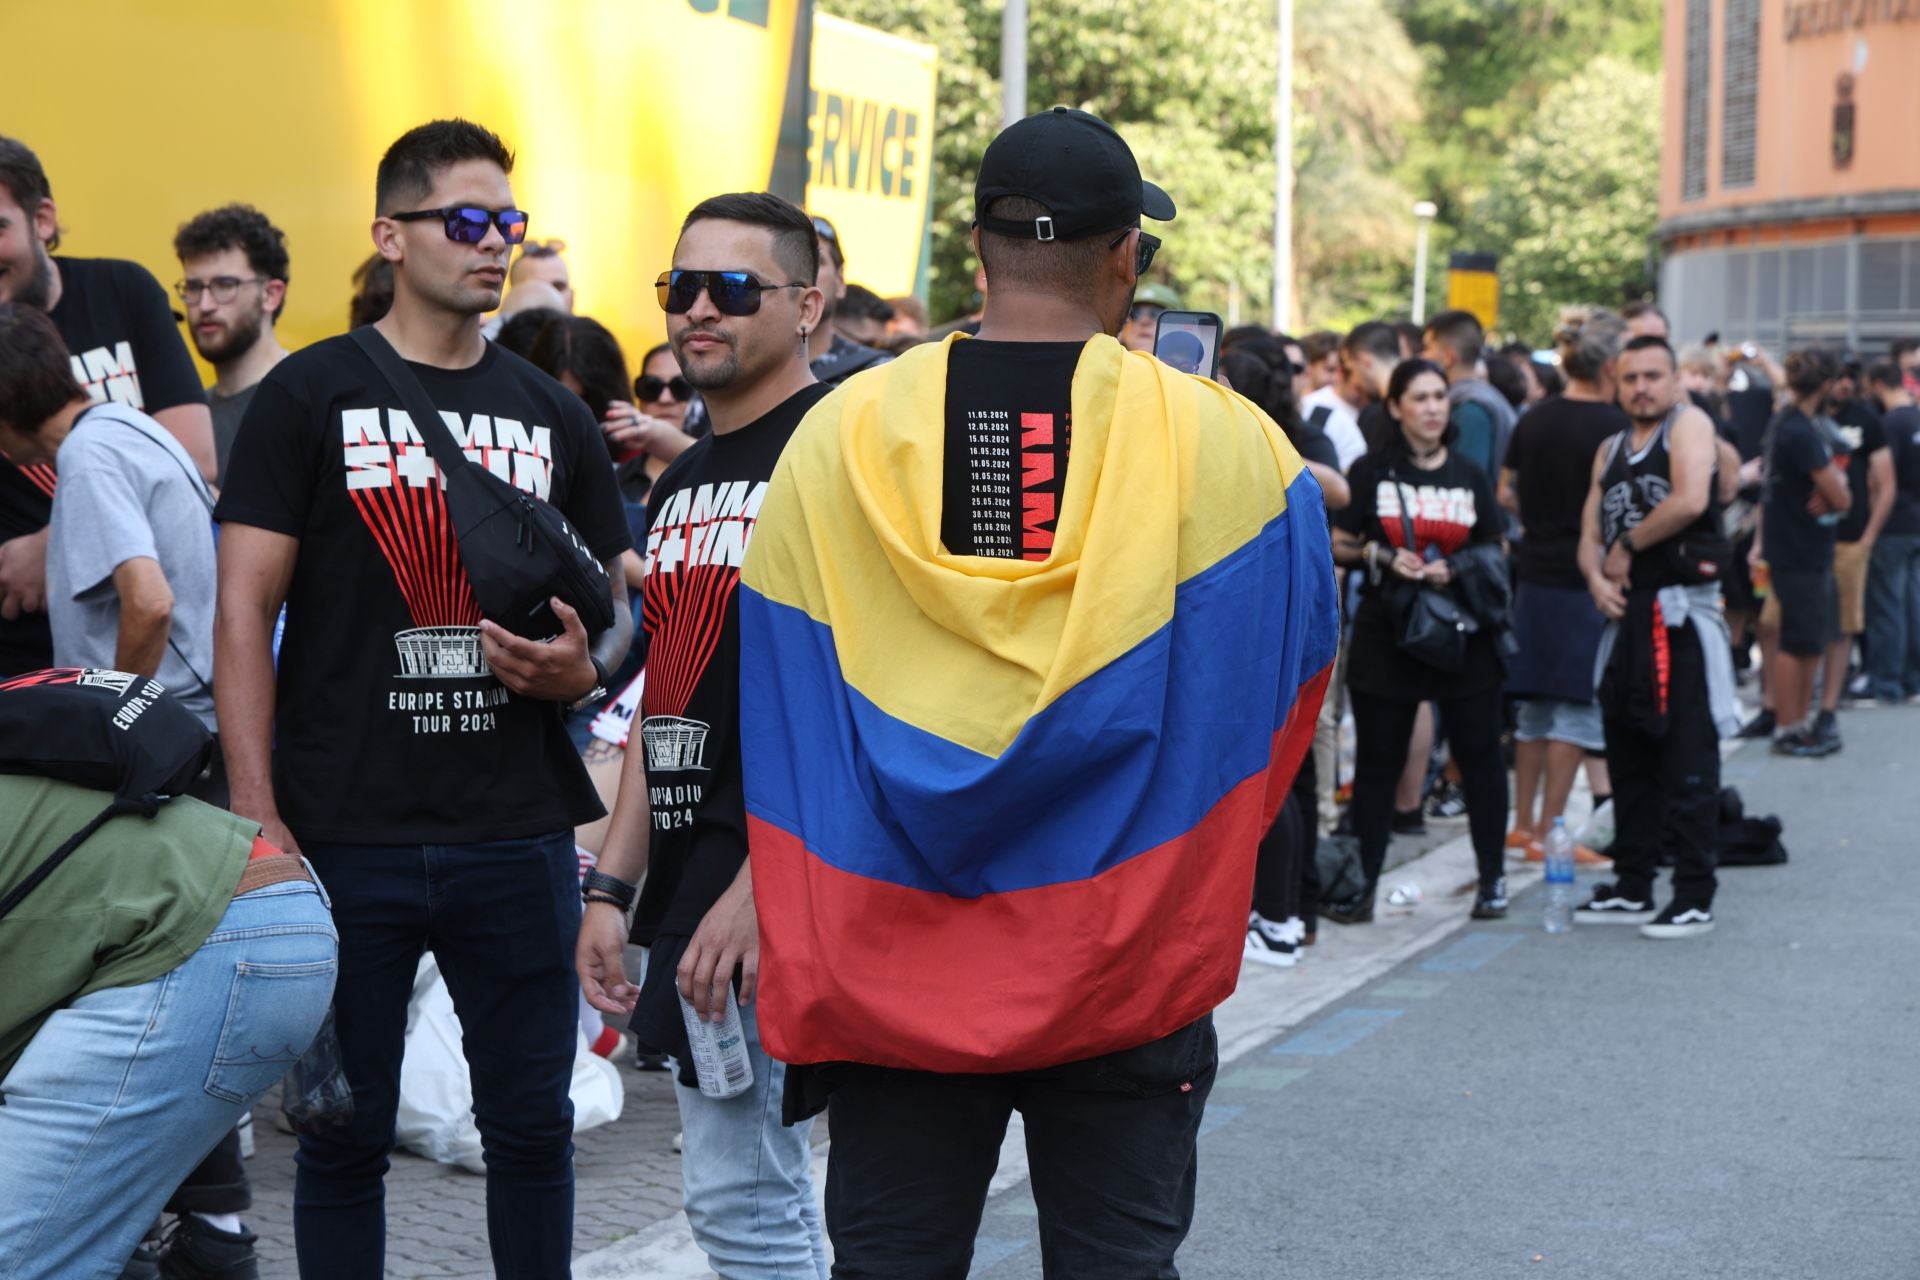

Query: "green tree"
(820, 0), (1421, 328)
(1476, 57), (1660, 342)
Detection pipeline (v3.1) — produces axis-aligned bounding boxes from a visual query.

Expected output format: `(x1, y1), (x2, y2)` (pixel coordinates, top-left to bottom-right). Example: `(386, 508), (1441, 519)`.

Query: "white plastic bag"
(1575, 798), (1615, 851)
(395, 955), (624, 1174)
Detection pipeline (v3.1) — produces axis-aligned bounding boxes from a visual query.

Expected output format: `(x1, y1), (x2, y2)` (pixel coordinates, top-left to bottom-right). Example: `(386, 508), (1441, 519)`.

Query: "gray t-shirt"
(209, 380), (259, 486)
(47, 402), (217, 728)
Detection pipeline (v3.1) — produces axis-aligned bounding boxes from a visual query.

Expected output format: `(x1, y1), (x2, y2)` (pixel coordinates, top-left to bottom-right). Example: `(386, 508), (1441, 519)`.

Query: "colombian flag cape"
(739, 334), (1338, 1073)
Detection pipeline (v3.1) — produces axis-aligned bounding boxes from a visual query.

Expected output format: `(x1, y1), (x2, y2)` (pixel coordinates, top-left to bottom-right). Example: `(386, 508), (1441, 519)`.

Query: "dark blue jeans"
(293, 833), (581, 1279)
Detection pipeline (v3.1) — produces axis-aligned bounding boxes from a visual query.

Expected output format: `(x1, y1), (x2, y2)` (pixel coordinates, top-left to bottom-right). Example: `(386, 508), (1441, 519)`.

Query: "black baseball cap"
(974, 107), (1175, 242)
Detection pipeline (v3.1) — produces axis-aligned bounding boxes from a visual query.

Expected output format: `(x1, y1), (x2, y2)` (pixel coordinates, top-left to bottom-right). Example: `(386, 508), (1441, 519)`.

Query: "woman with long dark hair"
(1327, 359), (1511, 923)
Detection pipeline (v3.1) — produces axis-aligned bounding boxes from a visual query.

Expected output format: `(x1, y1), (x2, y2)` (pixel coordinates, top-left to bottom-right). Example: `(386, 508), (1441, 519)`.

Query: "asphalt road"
(975, 703), (1920, 1279)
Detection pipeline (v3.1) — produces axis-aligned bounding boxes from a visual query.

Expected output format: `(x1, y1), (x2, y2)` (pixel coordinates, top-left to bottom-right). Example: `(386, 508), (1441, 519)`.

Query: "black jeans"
(1348, 684), (1508, 893)
(1252, 750), (1319, 926)
(824, 1016), (1217, 1279)
(292, 833), (581, 1280)
(166, 1129), (248, 1216)
(1603, 624), (1721, 907)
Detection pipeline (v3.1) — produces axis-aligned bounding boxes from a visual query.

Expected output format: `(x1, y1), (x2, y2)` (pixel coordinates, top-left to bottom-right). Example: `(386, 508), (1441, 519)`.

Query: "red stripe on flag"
(751, 663), (1329, 1073)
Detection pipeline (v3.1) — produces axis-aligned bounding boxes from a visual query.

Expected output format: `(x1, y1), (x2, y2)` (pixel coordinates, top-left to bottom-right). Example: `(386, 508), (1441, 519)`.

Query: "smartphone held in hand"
(1152, 310), (1223, 381)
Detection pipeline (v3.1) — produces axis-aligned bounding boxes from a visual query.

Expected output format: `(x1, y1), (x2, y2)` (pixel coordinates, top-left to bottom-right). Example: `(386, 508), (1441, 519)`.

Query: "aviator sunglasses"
(391, 205), (530, 245)
(656, 270), (808, 316)
(636, 374), (693, 402)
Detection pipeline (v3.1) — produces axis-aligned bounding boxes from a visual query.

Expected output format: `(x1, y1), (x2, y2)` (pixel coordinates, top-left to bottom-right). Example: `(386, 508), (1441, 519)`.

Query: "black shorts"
(1772, 567), (1838, 657)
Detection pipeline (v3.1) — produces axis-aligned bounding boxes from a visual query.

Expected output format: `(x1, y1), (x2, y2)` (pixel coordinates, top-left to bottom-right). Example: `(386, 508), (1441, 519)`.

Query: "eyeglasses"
(636, 374), (692, 402)
(175, 276), (265, 304)
(656, 270), (808, 316)
(392, 206), (530, 245)
(1109, 226), (1161, 277)
(811, 217), (838, 243)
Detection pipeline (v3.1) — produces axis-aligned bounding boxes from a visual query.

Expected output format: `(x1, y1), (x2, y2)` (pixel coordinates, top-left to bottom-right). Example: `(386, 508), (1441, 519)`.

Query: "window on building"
(1683, 0), (1712, 201)
(1722, 0), (1760, 189)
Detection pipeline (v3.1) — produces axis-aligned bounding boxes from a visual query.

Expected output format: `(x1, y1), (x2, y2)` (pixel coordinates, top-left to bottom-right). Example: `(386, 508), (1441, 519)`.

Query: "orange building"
(1659, 0), (1920, 352)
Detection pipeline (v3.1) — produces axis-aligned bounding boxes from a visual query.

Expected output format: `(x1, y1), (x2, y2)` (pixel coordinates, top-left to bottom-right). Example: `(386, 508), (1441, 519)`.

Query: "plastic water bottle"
(1543, 817), (1576, 934)
(679, 986), (754, 1099)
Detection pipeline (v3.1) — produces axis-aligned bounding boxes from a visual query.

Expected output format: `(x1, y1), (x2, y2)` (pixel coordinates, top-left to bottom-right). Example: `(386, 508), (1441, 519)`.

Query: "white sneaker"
(1639, 903), (1715, 939)
(1244, 912), (1300, 968)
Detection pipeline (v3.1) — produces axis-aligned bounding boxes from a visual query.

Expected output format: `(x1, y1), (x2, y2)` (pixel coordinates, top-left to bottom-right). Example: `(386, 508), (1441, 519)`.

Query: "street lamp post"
(1002, 0), (1028, 129)
(1271, 0), (1294, 329)
(1411, 200), (1438, 324)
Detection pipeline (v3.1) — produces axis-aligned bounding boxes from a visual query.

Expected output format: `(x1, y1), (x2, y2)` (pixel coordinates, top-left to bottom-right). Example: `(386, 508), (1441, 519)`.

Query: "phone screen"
(1153, 310), (1223, 381)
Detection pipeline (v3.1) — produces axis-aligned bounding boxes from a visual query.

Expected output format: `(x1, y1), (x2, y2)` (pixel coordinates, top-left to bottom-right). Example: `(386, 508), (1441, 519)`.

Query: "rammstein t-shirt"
(213, 335), (631, 845)
(941, 338), (1079, 559)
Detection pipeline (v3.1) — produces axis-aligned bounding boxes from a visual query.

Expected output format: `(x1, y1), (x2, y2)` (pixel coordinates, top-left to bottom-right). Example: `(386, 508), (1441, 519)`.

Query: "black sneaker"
(1811, 709), (1843, 755)
(1640, 902), (1715, 940)
(1321, 893), (1375, 926)
(1470, 878), (1509, 919)
(1574, 883), (1657, 924)
(1424, 779), (1469, 823)
(159, 1216), (259, 1280)
(1736, 709), (1776, 739)
(1391, 808), (1428, 836)
(1244, 911), (1301, 968)
(1771, 730), (1828, 758)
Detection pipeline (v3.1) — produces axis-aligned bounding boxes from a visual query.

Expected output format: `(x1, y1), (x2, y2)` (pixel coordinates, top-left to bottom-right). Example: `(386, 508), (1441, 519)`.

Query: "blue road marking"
(1420, 931), (1525, 973)
(1198, 1103), (1245, 1138)
(1271, 1008), (1403, 1056)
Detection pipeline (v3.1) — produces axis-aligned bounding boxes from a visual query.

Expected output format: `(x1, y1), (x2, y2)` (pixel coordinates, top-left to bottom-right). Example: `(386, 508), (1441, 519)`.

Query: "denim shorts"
(1513, 696), (1605, 752)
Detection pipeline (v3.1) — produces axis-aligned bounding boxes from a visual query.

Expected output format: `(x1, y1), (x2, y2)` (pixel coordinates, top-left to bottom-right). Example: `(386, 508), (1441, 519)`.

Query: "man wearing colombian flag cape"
(738, 109), (1340, 1275)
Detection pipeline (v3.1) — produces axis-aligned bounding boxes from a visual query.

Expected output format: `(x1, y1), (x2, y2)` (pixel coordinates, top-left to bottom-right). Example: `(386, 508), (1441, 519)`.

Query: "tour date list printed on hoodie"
(942, 338), (1079, 560)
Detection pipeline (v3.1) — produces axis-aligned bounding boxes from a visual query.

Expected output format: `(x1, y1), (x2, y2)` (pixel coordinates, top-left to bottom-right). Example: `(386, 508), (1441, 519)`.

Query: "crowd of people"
(0, 100), (1915, 1280)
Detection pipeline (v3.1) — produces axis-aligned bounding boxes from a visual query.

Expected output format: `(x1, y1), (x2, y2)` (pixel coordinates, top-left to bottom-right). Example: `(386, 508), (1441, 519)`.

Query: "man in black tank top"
(1574, 336), (1728, 938)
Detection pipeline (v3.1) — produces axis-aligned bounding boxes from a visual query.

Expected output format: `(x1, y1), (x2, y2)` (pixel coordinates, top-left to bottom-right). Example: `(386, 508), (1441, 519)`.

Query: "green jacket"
(0, 777), (257, 1078)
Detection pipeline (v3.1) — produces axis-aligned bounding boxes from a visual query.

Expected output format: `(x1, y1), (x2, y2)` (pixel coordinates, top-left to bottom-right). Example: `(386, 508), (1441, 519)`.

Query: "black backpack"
(0, 668), (213, 921)
(349, 327), (616, 641)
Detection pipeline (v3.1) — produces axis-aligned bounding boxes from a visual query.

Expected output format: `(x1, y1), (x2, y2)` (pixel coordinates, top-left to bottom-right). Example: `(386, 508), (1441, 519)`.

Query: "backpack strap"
(0, 794), (160, 923)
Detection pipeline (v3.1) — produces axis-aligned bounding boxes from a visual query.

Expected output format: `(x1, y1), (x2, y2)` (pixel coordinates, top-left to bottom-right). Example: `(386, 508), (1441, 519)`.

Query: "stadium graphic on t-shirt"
(337, 405), (555, 679)
(640, 478), (769, 773)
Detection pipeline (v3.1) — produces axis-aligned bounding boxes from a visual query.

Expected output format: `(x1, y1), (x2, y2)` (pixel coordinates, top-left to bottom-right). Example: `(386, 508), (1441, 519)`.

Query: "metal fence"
(1661, 235), (1920, 355)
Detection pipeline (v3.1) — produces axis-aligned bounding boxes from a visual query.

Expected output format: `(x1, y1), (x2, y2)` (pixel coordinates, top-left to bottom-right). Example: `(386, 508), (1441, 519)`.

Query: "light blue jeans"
(0, 877), (337, 1280)
(675, 999), (828, 1280)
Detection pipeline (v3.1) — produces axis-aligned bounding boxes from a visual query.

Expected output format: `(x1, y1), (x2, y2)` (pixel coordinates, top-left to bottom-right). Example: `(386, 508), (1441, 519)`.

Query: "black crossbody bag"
(1385, 473), (1475, 673)
(349, 327), (615, 640)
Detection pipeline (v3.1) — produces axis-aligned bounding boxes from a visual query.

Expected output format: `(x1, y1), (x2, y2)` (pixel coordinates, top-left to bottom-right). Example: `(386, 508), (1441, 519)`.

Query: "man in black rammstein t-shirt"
(577, 193), (832, 1277)
(0, 136), (214, 675)
(1866, 362), (1920, 701)
(214, 121), (631, 1278)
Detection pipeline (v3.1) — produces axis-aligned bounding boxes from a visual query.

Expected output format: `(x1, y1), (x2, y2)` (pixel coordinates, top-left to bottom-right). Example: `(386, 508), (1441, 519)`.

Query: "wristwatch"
(572, 655), (610, 707)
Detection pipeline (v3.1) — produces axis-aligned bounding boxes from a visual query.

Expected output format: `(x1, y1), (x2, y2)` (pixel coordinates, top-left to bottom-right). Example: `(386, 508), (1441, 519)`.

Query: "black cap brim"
(1142, 180), (1176, 222)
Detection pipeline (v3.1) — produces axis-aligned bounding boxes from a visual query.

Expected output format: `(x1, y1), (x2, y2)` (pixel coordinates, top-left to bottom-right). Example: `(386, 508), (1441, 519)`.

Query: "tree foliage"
(821, 0), (1660, 336)
(1477, 57), (1660, 342)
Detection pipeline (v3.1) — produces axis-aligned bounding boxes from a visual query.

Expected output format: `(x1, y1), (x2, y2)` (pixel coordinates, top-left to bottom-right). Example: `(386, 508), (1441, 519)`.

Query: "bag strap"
(348, 327), (472, 481)
(1307, 405), (1333, 432)
(0, 794), (159, 923)
(1388, 465), (1420, 560)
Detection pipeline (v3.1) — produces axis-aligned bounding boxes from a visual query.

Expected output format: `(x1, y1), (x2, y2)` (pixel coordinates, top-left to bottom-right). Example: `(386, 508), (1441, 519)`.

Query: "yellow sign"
(7, 0), (804, 371)
(1447, 271), (1501, 332)
(806, 13), (939, 298)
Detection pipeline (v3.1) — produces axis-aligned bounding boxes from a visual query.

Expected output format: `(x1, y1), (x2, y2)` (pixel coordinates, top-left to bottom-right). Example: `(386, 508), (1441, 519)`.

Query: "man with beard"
(1578, 337), (1742, 937)
(804, 214), (890, 385)
(174, 205), (291, 485)
(0, 137), (213, 678)
(577, 191), (833, 1278)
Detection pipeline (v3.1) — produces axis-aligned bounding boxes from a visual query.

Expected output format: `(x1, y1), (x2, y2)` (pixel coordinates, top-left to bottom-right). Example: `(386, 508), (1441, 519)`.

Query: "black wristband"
(582, 868), (637, 908)
(583, 891), (630, 911)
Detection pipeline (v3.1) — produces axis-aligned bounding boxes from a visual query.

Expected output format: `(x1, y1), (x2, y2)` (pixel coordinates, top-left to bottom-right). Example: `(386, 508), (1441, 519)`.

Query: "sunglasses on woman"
(391, 206), (530, 245)
(656, 269), (808, 316)
(636, 374), (692, 402)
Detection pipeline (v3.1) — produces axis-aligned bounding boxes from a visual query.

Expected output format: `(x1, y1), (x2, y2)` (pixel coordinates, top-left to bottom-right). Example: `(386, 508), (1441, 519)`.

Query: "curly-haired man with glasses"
(174, 204), (291, 485)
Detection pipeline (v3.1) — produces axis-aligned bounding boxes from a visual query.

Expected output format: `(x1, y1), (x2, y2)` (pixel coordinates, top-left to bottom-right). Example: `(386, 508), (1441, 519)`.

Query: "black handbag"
(1387, 476), (1475, 673)
(349, 327), (615, 640)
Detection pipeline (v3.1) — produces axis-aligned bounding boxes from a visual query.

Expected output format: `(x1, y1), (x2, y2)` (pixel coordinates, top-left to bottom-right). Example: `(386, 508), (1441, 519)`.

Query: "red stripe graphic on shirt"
(640, 480), (765, 720)
(347, 455), (480, 628)
(18, 463), (56, 499)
